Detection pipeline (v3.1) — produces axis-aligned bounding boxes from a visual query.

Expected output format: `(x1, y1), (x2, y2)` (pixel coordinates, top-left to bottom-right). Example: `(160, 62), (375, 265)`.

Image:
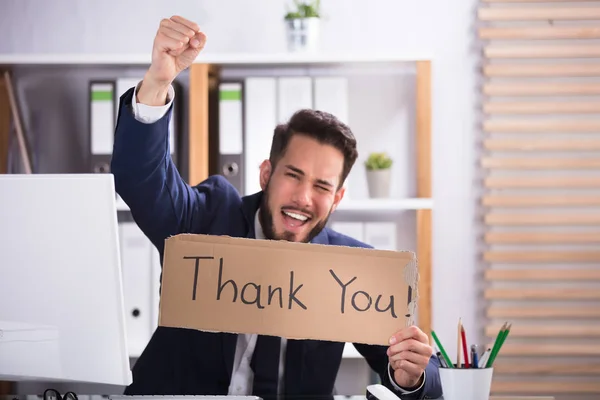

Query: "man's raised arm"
(110, 16), (211, 251)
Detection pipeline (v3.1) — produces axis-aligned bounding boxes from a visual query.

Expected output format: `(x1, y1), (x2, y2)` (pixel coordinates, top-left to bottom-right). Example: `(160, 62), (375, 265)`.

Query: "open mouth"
(281, 209), (311, 228)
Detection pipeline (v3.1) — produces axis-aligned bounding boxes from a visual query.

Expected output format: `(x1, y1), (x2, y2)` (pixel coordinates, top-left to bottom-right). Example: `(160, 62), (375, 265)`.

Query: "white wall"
(0, 0), (481, 366)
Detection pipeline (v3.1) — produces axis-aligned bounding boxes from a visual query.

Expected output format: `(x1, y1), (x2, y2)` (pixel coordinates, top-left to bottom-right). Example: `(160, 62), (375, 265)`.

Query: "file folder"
(89, 81), (115, 174)
(364, 222), (397, 251)
(330, 221), (364, 242)
(150, 244), (162, 332)
(277, 77), (313, 123)
(89, 80), (127, 209)
(218, 81), (244, 194)
(244, 77), (277, 196)
(314, 77), (349, 124)
(119, 221), (155, 358)
(314, 76), (351, 198)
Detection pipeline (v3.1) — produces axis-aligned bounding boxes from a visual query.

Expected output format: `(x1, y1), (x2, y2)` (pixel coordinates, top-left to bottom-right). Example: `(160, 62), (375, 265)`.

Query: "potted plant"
(284, 0), (321, 52)
(364, 152), (393, 198)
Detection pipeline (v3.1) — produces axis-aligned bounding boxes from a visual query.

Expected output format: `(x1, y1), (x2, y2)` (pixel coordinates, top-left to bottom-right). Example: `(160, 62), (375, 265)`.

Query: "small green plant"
(284, 0), (320, 19)
(365, 152), (393, 170)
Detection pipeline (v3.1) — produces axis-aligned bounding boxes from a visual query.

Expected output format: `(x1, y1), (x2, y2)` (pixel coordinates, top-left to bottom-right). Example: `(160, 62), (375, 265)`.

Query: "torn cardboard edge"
(158, 233), (420, 346)
(167, 233), (416, 260)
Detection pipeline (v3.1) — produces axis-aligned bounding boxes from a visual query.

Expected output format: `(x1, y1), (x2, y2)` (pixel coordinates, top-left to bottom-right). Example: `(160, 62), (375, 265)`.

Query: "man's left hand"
(387, 325), (433, 389)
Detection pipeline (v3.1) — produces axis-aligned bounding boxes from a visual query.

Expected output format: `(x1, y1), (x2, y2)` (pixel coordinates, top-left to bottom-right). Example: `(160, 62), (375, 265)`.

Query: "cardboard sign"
(158, 234), (419, 346)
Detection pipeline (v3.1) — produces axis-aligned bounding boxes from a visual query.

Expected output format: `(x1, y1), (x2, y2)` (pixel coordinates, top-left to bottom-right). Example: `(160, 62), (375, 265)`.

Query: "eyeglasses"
(43, 389), (79, 400)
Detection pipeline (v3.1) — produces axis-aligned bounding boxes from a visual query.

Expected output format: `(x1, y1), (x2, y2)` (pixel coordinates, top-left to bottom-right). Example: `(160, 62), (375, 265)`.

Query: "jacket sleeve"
(353, 342), (443, 400)
(110, 87), (228, 255)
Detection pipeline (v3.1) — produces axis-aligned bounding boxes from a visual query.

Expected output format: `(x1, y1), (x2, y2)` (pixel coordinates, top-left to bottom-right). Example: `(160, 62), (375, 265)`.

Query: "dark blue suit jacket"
(110, 87), (442, 400)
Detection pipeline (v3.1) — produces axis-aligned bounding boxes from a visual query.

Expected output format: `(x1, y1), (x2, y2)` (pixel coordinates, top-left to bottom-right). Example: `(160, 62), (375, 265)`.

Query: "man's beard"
(258, 182), (331, 243)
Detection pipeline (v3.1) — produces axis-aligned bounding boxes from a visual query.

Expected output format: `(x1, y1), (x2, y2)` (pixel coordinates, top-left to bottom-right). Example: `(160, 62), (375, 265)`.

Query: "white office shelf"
(0, 52), (432, 66)
(112, 193), (432, 214)
(336, 197), (433, 212)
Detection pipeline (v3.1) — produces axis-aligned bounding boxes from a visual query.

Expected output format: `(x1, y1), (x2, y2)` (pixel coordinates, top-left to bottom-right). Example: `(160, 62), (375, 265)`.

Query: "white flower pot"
(285, 17), (320, 52)
(366, 169), (392, 198)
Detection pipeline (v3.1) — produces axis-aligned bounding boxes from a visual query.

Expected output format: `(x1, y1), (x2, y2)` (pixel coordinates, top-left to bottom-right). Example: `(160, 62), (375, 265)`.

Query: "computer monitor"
(0, 174), (132, 386)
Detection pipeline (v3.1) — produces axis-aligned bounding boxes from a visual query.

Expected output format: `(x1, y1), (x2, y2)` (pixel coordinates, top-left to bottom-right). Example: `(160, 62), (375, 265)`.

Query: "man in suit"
(111, 15), (442, 400)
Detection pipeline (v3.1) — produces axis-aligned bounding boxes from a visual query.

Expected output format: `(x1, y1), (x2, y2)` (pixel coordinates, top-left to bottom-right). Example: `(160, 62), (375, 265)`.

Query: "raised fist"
(138, 16), (206, 106)
(147, 15), (206, 86)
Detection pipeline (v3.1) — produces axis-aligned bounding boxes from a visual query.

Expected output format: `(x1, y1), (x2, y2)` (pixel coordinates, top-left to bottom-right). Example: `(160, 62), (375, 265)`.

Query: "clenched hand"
(139, 16), (207, 106)
(387, 325), (433, 390)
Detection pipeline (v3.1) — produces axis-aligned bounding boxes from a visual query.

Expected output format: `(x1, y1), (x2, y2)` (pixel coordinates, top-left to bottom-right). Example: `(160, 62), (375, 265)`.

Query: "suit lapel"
(310, 228), (329, 245)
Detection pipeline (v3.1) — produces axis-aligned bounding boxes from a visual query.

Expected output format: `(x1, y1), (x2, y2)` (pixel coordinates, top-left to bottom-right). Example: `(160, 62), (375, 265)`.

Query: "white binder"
(90, 81), (115, 174)
(244, 77), (277, 196)
(330, 221), (364, 242)
(314, 77), (349, 124)
(218, 82), (244, 194)
(277, 77), (313, 123)
(119, 221), (155, 358)
(364, 222), (397, 251)
(150, 244), (162, 332)
(314, 76), (351, 198)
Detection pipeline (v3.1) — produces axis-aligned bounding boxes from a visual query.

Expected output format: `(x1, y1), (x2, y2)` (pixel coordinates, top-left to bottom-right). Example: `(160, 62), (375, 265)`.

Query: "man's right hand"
(138, 16), (207, 106)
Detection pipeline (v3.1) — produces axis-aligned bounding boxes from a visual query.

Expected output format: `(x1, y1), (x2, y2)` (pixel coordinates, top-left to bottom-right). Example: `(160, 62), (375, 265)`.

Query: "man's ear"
(331, 186), (346, 213)
(259, 160), (272, 190)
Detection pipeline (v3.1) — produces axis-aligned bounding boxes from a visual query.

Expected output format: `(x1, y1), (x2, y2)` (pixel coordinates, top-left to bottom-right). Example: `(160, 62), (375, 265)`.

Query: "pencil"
(431, 330), (454, 368)
(461, 325), (470, 368)
(485, 322), (508, 368)
(457, 318), (462, 368)
(487, 323), (511, 367)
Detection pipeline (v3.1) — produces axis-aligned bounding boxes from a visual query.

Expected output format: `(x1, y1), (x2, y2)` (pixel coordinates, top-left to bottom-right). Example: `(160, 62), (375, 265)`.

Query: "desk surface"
(109, 396), (555, 400)
(437, 398), (554, 400)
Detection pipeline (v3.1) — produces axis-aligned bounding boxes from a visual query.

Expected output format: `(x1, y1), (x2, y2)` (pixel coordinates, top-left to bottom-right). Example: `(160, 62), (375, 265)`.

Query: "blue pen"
(471, 345), (479, 368)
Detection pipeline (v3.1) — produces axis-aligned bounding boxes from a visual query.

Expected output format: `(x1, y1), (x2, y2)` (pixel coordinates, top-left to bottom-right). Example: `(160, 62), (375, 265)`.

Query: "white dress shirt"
(128, 81), (425, 397)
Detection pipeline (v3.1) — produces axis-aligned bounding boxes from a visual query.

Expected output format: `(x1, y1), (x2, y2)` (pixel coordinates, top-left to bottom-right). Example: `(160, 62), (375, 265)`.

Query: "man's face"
(258, 134), (346, 243)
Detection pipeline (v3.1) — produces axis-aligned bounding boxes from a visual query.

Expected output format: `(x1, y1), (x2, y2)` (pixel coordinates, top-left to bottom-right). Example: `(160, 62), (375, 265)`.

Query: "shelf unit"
(336, 198), (433, 212)
(0, 52), (433, 351)
(0, 53), (432, 66)
(188, 55), (433, 340)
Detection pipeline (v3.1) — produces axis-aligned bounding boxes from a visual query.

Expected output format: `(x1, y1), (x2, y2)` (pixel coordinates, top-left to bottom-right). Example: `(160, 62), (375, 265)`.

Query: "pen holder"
(439, 367), (493, 400)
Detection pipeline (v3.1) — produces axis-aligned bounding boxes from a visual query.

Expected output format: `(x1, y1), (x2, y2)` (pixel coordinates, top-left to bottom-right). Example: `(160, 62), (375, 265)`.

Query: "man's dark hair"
(268, 109), (358, 188)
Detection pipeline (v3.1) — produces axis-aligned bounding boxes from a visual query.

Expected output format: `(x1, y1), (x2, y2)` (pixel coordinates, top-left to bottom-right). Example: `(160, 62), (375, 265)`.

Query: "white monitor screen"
(0, 174), (132, 386)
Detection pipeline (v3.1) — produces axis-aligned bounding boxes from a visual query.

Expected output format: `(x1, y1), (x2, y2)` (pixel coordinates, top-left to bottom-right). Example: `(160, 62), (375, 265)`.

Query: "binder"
(313, 76), (351, 198)
(150, 244), (162, 332)
(244, 77), (277, 196)
(330, 221), (364, 242)
(277, 77), (313, 123)
(119, 221), (155, 358)
(218, 81), (245, 194)
(364, 222), (397, 251)
(89, 81), (115, 174)
(313, 77), (349, 124)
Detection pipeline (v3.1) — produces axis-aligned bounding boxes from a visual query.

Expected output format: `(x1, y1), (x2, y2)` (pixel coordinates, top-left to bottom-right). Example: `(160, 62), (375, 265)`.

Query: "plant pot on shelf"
(285, 17), (320, 52)
(366, 168), (392, 198)
(364, 152), (393, 199)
